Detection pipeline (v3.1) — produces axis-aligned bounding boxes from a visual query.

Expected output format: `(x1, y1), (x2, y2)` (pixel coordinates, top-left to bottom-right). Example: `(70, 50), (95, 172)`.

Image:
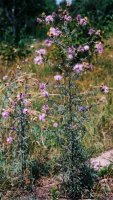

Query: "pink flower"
(3, 75), (8, 81)
(67, 47), (75, 59)
(36, 48), (46, 55)
(52, 12), (56, 18)
(39, 83), (47, 91)
(88, 28), (95, 36)
(23, 99), (30, 106)
(42, 91), (49, 98)
(34, 56), (43, 65)
(68, 47), (75, 54)
(64, 15), (72, 22)
(54, 75), (62, 81)
(36, 17), (42, 23)
(100, 85), (109, 93)
(45, 15), (54, 23)
(76, 15), (88, 26)
(95, 42), (103, 54)
(53, 122), (58, 128)
(2, 110), (9, 119)
(16, 93), (25, 101)
(77, 45), (85, 52)
(23, 108), (29, 114)
(7, 137), (13, 144)
(73, 63), (83, 73)
(42, 104), (49, 113)
(39, 113), (46, 122)
(80, 18), (88, 26)
(67, 54), (73, 59)
(84, 45), (90, 51)
(76, 14), (82, 22)
(49, 27), (62, 37)
(44, 39), (53, 47)
(78, 45), (89, 52)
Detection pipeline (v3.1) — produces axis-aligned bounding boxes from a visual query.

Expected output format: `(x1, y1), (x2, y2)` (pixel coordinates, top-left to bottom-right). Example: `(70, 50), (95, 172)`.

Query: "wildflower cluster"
(35, 7), (103, 75)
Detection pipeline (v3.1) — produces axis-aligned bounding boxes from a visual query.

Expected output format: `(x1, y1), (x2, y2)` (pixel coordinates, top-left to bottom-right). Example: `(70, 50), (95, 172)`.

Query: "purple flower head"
(84, 45), (90, 51)
(100, 85), (109, 93)
(76, 15), (88, 26)
(23, 108), (29, 114)
(53, 122), (58, 128)
(78, 45), (89, 52)
(7, 137), (13, 144)
(78, 45), (85, 52)
(23, 99), (29, 106)
(45, 15), (54, 23)
(79, 106), (91, 112)
(76, 14), (82, 22)
(67, 54), (73, 59)
(49, 27), (62, 37)
(42, 90), (49, 98)
(42, 104), (49, 113)
(68, 47), (75, 54)
(64, 15), (72, 22)
(73, 63), (83, 74)
(2, 110), (9, 119)
(79, 106), (87, 112)
(44, 39), (53, 47)
(88, 28), (95, 36)
(54, 75), (62, 81)
(39, 113), (46, 122)
(36, 17), (42, 23)
(67, 47), (75, 59)
(36, 48), (46, 56)
(39, 83), (47, 91)
(34, 56), (43, 65)
(95, 42), (103, 54)
(17, 93), (25, 101)
(52, 12), (56, 18)
(80, 17), (88, 26)
(3, 75), (8, 81)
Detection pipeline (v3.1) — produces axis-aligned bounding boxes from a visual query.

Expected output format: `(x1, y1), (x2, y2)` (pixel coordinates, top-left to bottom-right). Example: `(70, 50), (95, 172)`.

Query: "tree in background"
(0, 0), (57, 44)
(71, 0), (113, 30)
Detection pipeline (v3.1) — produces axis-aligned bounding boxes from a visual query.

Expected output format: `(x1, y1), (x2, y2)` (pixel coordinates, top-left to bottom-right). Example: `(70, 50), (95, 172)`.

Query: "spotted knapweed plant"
(34, 4), (104, 199)
(0, 70), (53, 196)
(0, 73), (33, 191)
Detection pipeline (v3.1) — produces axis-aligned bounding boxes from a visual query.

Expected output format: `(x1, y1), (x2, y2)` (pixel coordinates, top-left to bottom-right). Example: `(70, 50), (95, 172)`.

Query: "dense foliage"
(0, 0), (57, 63)
(0, 0), (57, 43)
(71, 0), (113, 31)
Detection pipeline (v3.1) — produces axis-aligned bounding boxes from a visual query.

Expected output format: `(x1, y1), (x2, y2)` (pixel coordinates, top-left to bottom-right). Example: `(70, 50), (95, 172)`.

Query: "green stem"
(68, 73), (74, 191)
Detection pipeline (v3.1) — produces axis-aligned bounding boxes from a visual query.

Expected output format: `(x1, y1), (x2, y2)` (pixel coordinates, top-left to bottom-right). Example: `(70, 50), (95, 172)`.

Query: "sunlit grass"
(1, 37), (113, 157)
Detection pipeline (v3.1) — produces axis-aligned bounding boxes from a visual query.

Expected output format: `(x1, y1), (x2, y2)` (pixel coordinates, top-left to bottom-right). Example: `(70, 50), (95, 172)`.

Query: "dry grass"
(1, 37), (113, 156)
